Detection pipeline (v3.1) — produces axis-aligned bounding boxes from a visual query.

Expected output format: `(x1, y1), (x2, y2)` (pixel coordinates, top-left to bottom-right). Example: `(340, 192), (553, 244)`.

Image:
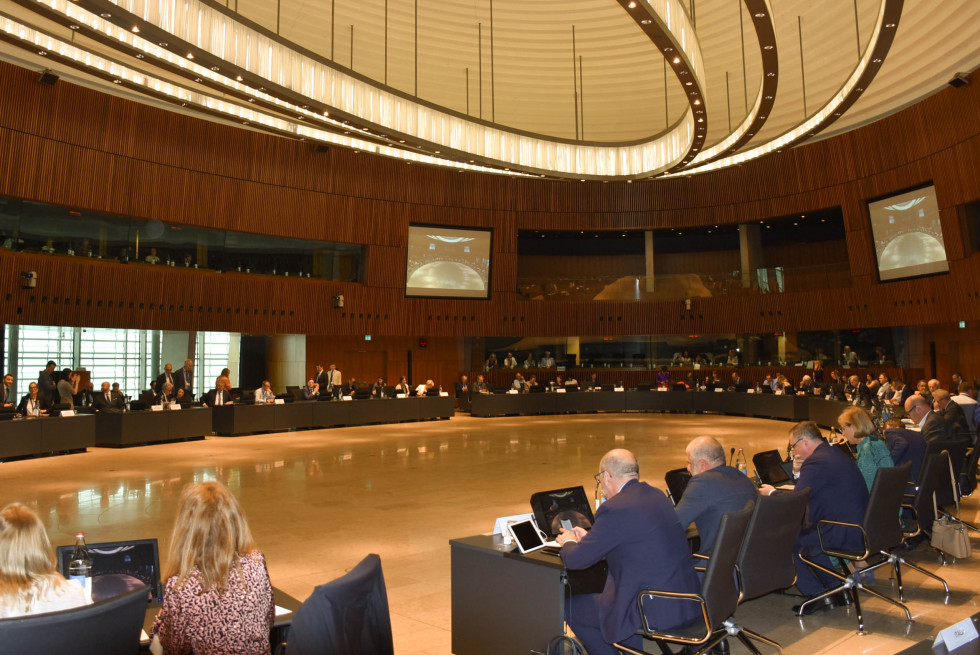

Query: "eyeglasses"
(593, 471), (606, 484)
(789, 438), (803, 451)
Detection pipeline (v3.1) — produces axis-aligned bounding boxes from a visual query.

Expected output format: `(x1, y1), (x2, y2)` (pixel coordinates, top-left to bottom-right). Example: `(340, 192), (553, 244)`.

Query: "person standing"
(173, 359), (194, 401)
(326, 364), (342, 400)
(1, 373), (14, 408)
(37, 360), (57, 404)
(556, 449), (700, 655)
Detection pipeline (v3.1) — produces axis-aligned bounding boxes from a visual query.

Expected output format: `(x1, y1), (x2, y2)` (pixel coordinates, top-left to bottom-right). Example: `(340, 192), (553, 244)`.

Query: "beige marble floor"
(2, 412), (979, 654)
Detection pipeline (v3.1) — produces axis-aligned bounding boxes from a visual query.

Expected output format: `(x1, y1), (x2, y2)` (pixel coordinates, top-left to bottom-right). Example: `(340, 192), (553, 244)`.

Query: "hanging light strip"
(668, 0), (903, 176)
(0, 11), (531, 176)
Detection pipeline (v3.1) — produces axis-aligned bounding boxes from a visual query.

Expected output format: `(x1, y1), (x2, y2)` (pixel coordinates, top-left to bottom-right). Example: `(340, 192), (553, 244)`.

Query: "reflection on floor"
(3, 413), (978, 654)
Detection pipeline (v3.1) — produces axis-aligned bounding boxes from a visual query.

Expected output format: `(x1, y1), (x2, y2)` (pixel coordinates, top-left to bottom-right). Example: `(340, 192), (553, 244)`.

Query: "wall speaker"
(949, 73), (970, 88)
(38, 70), (59, 86)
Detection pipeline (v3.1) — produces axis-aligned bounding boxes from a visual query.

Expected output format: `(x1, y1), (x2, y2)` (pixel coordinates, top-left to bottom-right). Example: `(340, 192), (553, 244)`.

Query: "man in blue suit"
(556, 449), (700, 654)
(883, 418), (927, 484)
(763, 421), (868, 614)
(676, 436), (758, 556)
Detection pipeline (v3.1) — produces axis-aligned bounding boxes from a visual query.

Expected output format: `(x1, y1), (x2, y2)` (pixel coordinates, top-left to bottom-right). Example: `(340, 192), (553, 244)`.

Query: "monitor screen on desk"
(530, 486), (595, 540)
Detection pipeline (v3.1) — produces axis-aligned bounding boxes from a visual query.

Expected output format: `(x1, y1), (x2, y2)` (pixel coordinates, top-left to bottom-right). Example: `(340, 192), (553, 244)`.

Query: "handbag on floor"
(931, 455), (972, 559)
(546, 634), (588, 655)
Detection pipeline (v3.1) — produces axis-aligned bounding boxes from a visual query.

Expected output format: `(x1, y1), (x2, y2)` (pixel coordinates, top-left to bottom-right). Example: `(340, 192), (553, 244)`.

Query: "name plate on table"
(657, 388), (668, 392)
(556, 388), (566, 393)
(60, 409), (76, 417)
(342, 395), (353, 401)
(507, 389), (519, 394)
(274, 398), (285, 404)
(439, 391), (449, 397)
(169, 403), (181, 410)
(396, 393), (407, 398)
(934, 616), (980, 650)
(614, 387), (625, 392)
(150, 405), (163, 412)
(746, 388), (756, 394)
(715, 388), (724, 392)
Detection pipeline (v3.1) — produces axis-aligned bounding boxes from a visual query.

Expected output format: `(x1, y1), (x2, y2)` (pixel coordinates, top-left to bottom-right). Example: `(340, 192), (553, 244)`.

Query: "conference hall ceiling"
(0, 0), (977, 179)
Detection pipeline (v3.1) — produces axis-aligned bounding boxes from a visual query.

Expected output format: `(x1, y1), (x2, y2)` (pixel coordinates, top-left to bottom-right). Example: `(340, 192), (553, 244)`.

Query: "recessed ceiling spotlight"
(763, 45), (773, 50)
(132, 25), (139, 33)
(754, 12), (766, 17)
(323, 111), (329, 116)
(766, 72), (775, 77)
(236, 75), (243, 81)
(697, 118), (703, 122)
(69, 24), (79, 30)
(664, 47), (673, 52)
(194, 77), (202, 82)
(158, 41), (168, 47)
(694, 99), (701, 105)
(685, 81), (692, 86)
(112, 79), (122, 84)
(135, 53), (144, 59)
(885, 23), (896, 28)
(627, 1), (637, 8)
(210, 66), (220, 71)
(672, 56), (681, 64)
(187, 53), (194, 59)
(641, 19), (651, 24)
(99, 12), (111, 18)
(759, 115), (766, 119)
(38, 50), (47, 56)
(872, 58), (882, 63)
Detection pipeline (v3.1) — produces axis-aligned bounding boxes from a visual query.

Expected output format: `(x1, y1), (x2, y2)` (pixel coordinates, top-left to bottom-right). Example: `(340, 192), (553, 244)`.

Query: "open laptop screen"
(529, 486), (595, 540)
(56, 538), (162, 603)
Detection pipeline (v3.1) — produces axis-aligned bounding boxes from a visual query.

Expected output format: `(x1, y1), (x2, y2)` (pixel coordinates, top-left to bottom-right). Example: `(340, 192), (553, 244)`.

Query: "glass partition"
(0, 196), (362, 282)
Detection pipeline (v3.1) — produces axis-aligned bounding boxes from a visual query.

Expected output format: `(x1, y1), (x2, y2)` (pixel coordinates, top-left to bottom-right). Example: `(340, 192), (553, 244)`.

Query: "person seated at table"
(549, 375), (565, 392)
(17, 382), (49, 417)
(0, 503), (89, 617)
(343, 378), (359, 397)
(776, 374), (794, 395)
(502, 352), (518, 369)
(511, 373), (527, 392)
(726, 349), (739, 366)
(302, 379), (320, 400)
(526, 375), (540, 391)
(705, 371), (722, 391)
(483, 353), (498, 371)
(761, 374), (775, 393)
(254, 380), (276, 404)
(522, 353), (536, 369)
(144, 247), (161, 264)
(93, 381), (124, 411)
(905, 394), (952, 443)
(797, 375), (814, 396)
(825, 369), (846, 400)
(393, 376), (411, 395)
(150, 482), (273, 655)
(473, 374), (489, 393)
(838, 406), (892, 492)
(173, 388), (191, 407)
(371, 377), (387, 398)
(584, 373), (601, 391)
(844, 374), (871, 406)
(157, 382), (176, 408)
(415, 380), (434, 397)
(674, 436), (757, 556)
(729, 371), (749, 392)
(555, 449), (700, 655)
(933, 389), (971, 440)
(202, 377), (235, 407)
(883, 418), (927, 485)
(914, 378), (933, 405)
(655, 366), (670, 389)
(760, 422), (868, 615)
(539, 351), (556, 368)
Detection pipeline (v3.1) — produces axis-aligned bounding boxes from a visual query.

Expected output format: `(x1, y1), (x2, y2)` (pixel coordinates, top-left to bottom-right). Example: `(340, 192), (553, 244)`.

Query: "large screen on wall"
(868, 184), (948, 282)
(406, 225), (492, 298)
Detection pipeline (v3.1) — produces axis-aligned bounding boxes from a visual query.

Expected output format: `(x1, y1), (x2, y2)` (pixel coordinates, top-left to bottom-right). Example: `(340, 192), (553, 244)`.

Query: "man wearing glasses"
(761, 421), (868, 615)
(554, 449), (700, 655)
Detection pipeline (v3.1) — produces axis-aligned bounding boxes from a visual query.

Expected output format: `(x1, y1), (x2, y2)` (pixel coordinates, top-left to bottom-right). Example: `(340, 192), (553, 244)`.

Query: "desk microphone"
(729, 447), (736, 466)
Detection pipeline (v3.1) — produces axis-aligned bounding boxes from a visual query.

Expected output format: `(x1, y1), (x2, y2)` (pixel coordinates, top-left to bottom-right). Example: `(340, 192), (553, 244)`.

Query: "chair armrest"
(635, 590), (710, 643)
(900, 503), (921, 538)
(815, 518), (870, 560)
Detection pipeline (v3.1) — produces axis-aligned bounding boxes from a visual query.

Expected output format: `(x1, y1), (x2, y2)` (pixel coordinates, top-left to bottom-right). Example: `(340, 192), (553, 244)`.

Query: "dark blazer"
(38, 369), (57, 402)
(92, 391), (125, 411)
(17, 394), (49, 415)
(675, 466), (758, 556)
(561, 480), (700, 643)
(454, 381), (470, 398)
(796, 441), (868, 552)
(173, 368), (193, 398)
(155, 372), (176, 394)
(921, 411), (953, 443)
(940, 401), (971, 439)
(202, 388), (233, 407)
(884, 427), (927, 483)
(313, 370), (328, 387)
(1, 383), (13, 406)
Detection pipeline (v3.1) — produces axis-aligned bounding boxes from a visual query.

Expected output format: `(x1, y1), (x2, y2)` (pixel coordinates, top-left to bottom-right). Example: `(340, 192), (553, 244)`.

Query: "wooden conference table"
(0, 414), (95, 458)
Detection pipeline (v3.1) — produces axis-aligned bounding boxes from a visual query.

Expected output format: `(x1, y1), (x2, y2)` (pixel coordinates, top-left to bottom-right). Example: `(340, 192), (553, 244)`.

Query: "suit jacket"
(1, 383), (13, 406)
(921, 411), (953, 443)
(796, 441), (868, 552)
(454, 382), (470, 398)
(940, 401), (971, 439)
(203, 388), (233, 407)
(560, 480), (700, 643)
(17, 394), (49, 415)
(156, 372), (176, 393)
(93, 391), (124, 411)
(884, 427), (927, 483)
(314, 370), (329, 387)
(38, 369), (57, 402)
(674, 466), (758, 555)
(173, 368), (194, 398)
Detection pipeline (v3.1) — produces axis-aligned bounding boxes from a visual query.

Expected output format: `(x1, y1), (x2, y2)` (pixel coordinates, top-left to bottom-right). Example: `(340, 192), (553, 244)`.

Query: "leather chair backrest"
(913, 453), (950, 534)
(0, 584), (147, 655)
(864, 463), (912, 553)
(928, 439), (969, 506)
(664, 468), (691, 506)
(736, 488), (810, 602)
(699, 503), (753, 628)
(286, 554), (393, 655)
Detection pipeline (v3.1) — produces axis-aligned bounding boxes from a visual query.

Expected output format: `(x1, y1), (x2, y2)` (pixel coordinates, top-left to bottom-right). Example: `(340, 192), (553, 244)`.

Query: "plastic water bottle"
(68, 532), (93, 602)
(735, 448), (748, 476)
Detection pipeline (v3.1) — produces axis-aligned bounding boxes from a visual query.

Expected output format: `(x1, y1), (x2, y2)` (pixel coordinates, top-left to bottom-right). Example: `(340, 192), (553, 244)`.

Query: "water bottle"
(735, 448), (748, 476)
(68, 531), (93, 602)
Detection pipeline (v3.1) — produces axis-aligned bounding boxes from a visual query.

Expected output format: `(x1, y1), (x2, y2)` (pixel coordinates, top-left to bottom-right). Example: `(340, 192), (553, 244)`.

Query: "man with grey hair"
(905, 394), (952, 443)
(555, 449), (699, 655)
(933, 388), (971, 441)
(675, 436), (757, 556)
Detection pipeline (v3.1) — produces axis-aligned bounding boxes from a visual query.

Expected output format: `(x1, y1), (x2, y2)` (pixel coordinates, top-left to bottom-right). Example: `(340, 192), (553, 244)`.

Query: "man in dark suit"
(730, 371), (749, 392)
(173, 359), (194, 400)
(883, 418), (927, 484)
(556, 449), (700, 655)
(202, 376), (234, 407)
(313, 364), (328, 388)
(156, 363), (176, 394)
(905, 395), (952, 442)
(1, 373), (14, 408)
(933, 389), (971, 440)
(762, 421), (868, 614)
(92, 381), (125, 411)
(38, 360), (57, 404)
(675, 436), (758, 556)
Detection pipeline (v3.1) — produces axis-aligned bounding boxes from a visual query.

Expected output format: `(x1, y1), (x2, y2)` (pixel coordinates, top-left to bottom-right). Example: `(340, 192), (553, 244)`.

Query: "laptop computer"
(752, 450), (796, 489)
(56, 538), (163, 604)
(529, 486), (595, 540)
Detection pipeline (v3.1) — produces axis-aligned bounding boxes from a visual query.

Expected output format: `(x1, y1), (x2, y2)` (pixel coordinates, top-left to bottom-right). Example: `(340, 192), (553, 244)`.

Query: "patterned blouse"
(151, 551), (274, 655)
(856, 435), (895, 492)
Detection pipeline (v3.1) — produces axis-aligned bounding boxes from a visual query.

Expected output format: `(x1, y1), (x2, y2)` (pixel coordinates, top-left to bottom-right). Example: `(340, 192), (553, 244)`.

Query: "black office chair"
(0, 584), (147, 655)
(929, 440), (980, 535)
(798, 464), (913, 633)
(664, 468), (691, 506)
(280, 553), (394, 655)
(613, 504), (753, 655)
(724, 487), (810, 654)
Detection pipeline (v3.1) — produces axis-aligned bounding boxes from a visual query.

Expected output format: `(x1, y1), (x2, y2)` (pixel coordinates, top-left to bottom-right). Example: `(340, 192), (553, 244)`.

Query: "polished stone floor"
(2, 412), (979, 654)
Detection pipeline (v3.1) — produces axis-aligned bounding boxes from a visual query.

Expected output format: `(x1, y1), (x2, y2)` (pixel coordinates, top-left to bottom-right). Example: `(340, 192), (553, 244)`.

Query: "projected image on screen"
(406, 225), (492, 298)
(868, 185), (948, 282)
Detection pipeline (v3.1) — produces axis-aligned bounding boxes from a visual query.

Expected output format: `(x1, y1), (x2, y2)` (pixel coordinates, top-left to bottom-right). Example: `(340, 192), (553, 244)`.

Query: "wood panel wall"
(1, 60), (979, 377)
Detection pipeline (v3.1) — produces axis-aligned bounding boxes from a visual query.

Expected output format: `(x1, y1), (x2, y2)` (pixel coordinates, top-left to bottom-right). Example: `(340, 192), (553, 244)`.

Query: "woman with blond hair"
(150, 482), (273, 655)
(838, 406), (893, 491)
(0, 503), (88, 617)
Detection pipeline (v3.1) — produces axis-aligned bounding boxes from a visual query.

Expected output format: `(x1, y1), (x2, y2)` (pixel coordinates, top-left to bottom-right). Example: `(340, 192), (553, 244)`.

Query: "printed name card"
(934, 617), (979, 651)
